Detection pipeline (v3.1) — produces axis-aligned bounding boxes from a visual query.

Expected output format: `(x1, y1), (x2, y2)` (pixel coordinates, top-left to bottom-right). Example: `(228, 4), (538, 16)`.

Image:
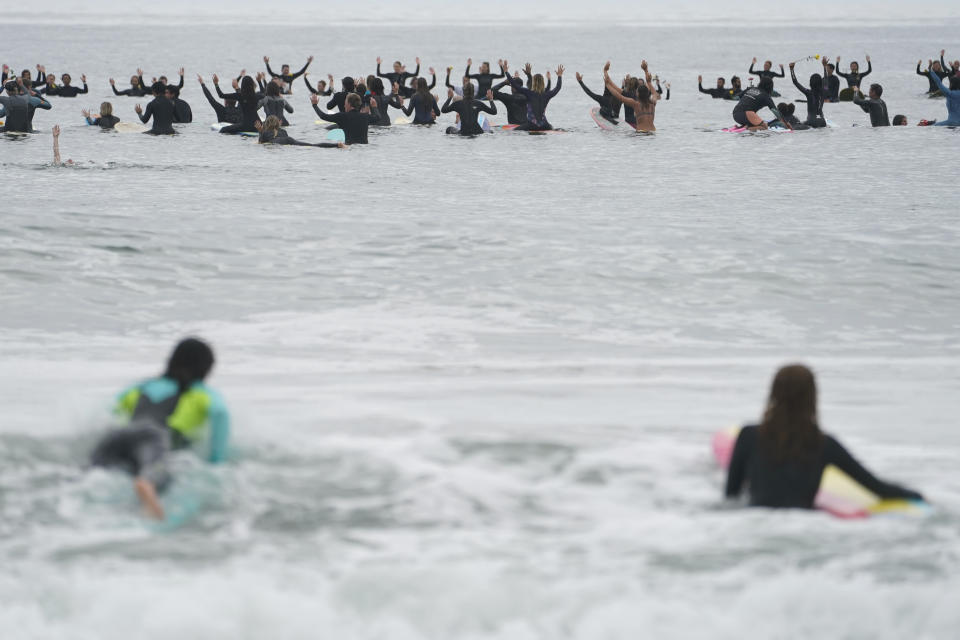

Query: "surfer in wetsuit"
(927, 69), (960, 126)
(501, 61), (563, 131)
(0, 78), (52, 132)
(577, 71), (622, 122)
(852, 83), (889, 127)
(440, 84), (497, 135)
(464, 58), (505, 97)
(111, 75), (150, 97)
(216, 76), (262, 134)
(311, 91), (377, 144)
(83, 102), (119, 129)
(55, 73), (88, 98)
(725, 364), (923, 509)
(603, 60), (659, 132)
(725, 76), (743, 100)
(256, 114), (344, 147)
(89, 338), (230, 521)
(264, 55), (312, 94)
(197, 74), (241, 124)
(836, 55), (871, 89)
(326, 77), (356, 113)
(304, 73), (334, 96)
(730, 76), (786, 130)
(918, 58), (950, 95)
(166, 84), (192, 123)
(749, 58), (785, 93)
(377, 57), (419, 93)
(789, 62), (826, 128)
(135, 82), (177, 134)
(698, 76), (728, 99)
(400, 77), (441, 125)
(258, 81), (293, 126)
(820, 58), (841, 102)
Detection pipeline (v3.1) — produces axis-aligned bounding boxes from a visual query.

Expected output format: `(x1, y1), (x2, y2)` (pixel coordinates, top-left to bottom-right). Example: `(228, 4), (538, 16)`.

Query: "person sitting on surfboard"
(264, 55), (312, 94)
(464, 58), (505, 97)
(836, 55), (872, 90)
(789, 62), (826, 128)
(724, 76), (743, 100)
(110, 74), (150, 97)
(603, 60), (659, 132)
(256, 115), (344, 147)
(698, 76), (728, 99)
(730, 76), (787, 131)
(577, 71), (622, 121)
(83, 102), (119, 129)
(502, 61), (563, 131)
(376, 57), (419, 93)
(926, 68), (960, 126)
(852, 83), (890, 127)
(88, 338), (231, 521)
(724, 364), (923, 509)
(440, 84), (497, 136)
(748, 58), (785, 94)
(491, 73), (529, 126)
(917, 58), (950, 95)
(135, 82), (177, 135)
(820, 58), (841, 102)
(400, 77), (441, 125)
(311, 91), (377, 144)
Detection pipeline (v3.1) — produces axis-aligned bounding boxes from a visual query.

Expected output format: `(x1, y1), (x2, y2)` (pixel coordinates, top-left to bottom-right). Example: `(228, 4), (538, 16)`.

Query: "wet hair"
(531, 74), (545, 94)
(167, 85), (180, 97)
(624, 77), (640, 94)
(130, 75), (140, 86)
(757, 364), (823, 462)
(870, 83), (883, 97)
(730, 75), (741, 87)
(369, 77), (385, 95)
(393, 60), (402, 68)
(717, 77), (725, 86)
(636, 84), (651, 104)
(342, 77), (355, 92)
(240, 76), (257, 101)
(4, 81), (18, 93)
(892, 114), (907, 125)
(281, 64), (291, 71)
(61, 73), (72, 84)
(266, 81), (281, 97)
(346, 92), (362, 109)
(809, 73), (823, 95)
(850, 61), (860, 71)
(462, 82), (475, 101)
(21, 69), (31, 79)
(366, 74), (377, 89)
(415, 77), (431, 102)
(151, 81), (166, 96)
(262, 114), (281, 133)
(46, 74), (56, 83)
(100, 102), (113, 117)
(355, 83), (367, 96)
(164, 337), (215, 391)
(759, 77), (774, 94)
(826, 63), (835, 72)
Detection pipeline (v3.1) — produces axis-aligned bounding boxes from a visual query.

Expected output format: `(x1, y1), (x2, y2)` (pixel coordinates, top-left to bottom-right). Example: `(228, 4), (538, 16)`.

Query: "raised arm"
(790, 65), (810, 97)
(52, 124), (61, 165)
(576, 73), (604, 103)
(477, 91), (497, 114)
(264, 57), (279, 78)
(311, 94), (336, 122)
(376, 59), (387, 79)
(862, 58), (872, 77)
(200, 82), (221, 110)
(290, 56), (312, 79)
(774, 64), (785, 78)
(603, 63), (638, 110)
(930, 70), (956, 97)
(748, 59), (759, 76)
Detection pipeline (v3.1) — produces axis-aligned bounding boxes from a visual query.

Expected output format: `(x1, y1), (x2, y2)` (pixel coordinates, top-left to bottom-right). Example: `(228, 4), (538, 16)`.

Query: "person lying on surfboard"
(602, 60), (659, 132)
(724, 364), (923, 509)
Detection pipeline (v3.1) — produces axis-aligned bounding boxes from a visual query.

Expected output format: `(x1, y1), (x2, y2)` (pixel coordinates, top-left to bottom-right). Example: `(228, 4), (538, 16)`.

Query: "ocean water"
(2, 20), (960, 640)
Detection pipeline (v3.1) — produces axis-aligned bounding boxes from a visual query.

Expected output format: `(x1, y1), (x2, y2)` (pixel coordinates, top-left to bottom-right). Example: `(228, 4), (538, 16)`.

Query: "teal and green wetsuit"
(115, 376), (230, 463)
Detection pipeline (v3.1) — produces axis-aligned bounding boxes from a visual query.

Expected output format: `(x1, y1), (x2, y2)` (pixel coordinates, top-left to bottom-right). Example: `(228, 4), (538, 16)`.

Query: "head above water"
(164, 338), (215, 389)
(240, 76), (257, 100)
(932, 61), (942, 72)
(637, 83), (651, 104)
(151, 81), (166, 96)
(462, 82), (475, 100)
(531, 74), (545, 94)
(758, 364), (822, 462)
(4, 81), (18, 94)
(281, 64), (291, 74)
(345, 92), (362, 111)
(46, 74), (56, 85)
(61, 73), (72, 85)
(825, 63), (835, 74)
(731, 75), (741, 88)
(369, 77), (385, 95)
(869, 83), (882, 98)
(263, 114), (281, 133)
(159, 76), (169, 85)
(850, 61), (860, 72)
(100, 101), (113, 117)
(892, 114), (907, 126)
(266, 81), (281, 97)
(393, 61), (403, 73)
(342, 77), (355, 92)
(130, 75), (140, 87)
(166, 85), (181, 98)
(759, 77), (774, 94)
(21, 69), (31, 80)
(763, 60), (772, 71)
(809, 73), (823, 93)
(716, 77), (725, 88)
(480, 62), (490, 74)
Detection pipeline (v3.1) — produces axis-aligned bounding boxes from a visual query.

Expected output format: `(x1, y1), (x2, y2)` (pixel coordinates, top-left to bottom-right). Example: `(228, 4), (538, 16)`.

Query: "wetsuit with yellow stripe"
(115, 376), (230, 463)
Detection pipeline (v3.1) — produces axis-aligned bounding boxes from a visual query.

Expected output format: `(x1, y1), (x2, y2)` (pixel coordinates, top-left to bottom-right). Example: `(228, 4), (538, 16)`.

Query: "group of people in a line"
(701, 51), (960, 129)
(5, 51), (960, 142)
(88, 339), (923, 523)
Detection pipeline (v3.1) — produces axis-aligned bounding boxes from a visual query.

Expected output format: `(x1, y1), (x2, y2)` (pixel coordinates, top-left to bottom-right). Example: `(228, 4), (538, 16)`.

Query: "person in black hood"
(135, 82), (177, 134)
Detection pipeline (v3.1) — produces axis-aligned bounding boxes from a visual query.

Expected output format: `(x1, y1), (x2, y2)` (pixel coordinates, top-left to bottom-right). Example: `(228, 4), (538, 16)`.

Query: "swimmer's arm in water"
(724, 426), (756, 498)
(824, 436), (923, 501)
(52, 125), (62, 165)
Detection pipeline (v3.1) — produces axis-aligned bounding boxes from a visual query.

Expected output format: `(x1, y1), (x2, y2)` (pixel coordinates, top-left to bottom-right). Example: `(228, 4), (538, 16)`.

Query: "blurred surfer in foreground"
(89, 337), (230, 520)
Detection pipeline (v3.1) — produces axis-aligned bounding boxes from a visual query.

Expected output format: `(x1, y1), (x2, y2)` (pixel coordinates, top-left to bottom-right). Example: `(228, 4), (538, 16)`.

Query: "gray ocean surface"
(2, 20), (960, 639)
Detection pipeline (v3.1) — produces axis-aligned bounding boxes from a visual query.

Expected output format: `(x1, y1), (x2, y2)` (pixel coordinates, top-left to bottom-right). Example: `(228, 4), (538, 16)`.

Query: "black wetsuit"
(490, 81), (528, 125)
(138, 96), (177, 134)
(0, 93), (51, 132)
(259, 129), (338, 147)
(853, 93), (889, 126)
(398, 74), (436, 99)
(369, 92), (402, 127)
(113, 83), (150, 97)
(725, 425), (922, 508)
(748, 63), (785, 88)
(172, 98), (192, 123)
(441, 96), (497, 135)
(57, 83), (88, 98)
(698, 81), (728, 99)
(266, 60), (310, 94)
(578, 77), (621, 121)
(791, 69), (826, 127)
(918, 63), (950, 94)
(732, 87), (781, 126)
(140, 74), (183, 91)
(621, 90), (637, 126)
(837, 62), (872, 89)
(303, 76), (332, 96)
(90, 423), (172, 490)
(823, 74), (841, 102)
(88, 115), (120, 129)
(465, 64), (505, 96)
(312, 106), (374, 144)
(401, 92), (441, 124)
(505, 73), (562, 131)
(41, 83), (60, 96)
(377, 63), (418, 91)
(201, 83), (241, 123)
(216, 87), (261, 134)
(326, 90), (351, 113)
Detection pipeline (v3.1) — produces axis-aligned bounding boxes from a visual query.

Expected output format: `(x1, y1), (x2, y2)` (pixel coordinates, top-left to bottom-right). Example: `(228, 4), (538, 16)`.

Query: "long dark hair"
(164, 338), (215, 392)
(757, 364), (824, 461)
(462, 82), (475, 101)
(240, 76), (257, 101)
(809, 73), (823, 96)
(415, 77), (431, 103)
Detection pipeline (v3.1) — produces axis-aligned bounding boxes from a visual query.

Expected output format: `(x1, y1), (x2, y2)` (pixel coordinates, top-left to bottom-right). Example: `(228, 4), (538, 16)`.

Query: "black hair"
(240, 76), (257, 101)
(369, 77), (385, 95)
(950, 77), (960, 91)
(462, 82), (475, 101)
(892, 114), (907, 125)
(151, 81), (166, 96)
(266, 81), (281, 97)
(164, 338), (215, 391)
(342, 77), (355, 92)
(809, 73), (822, 94)
(167, 85), (180, 97)
(870, 83), (883, 97)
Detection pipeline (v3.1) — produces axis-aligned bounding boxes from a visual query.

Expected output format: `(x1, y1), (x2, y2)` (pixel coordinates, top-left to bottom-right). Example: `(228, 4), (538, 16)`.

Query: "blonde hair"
(531, 74), (545, 94)
(100, 102), (113, 117)
(263, 115), (281, 133)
